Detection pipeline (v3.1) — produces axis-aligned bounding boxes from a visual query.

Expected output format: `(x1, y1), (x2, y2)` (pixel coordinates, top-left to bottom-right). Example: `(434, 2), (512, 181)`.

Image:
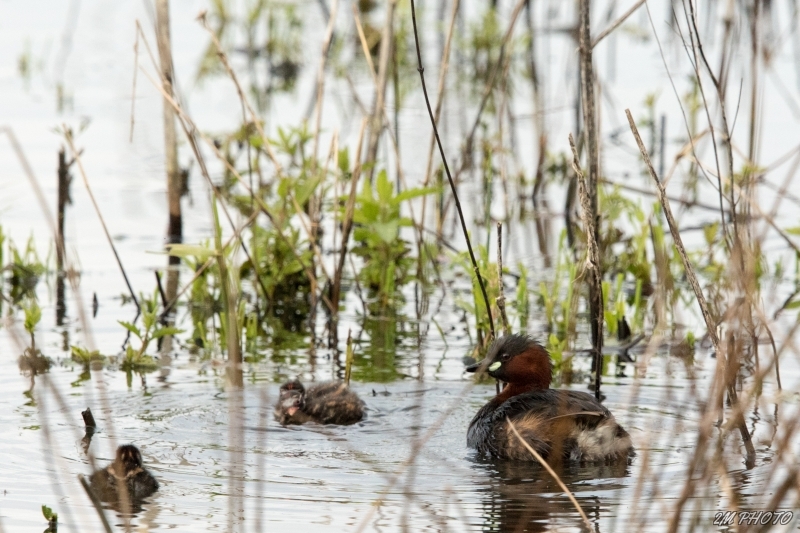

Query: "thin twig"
(78, 475), (114, 533)
(352, 4), (376, 83)
(410, 0), (495, 339)
(363, 0), (396, 181)
(506, 417), (593, 529)
(496, 223), (510, 335)
(626, 109), (756, 532)
(331, 119), (368, 319)
(63, 129), (140, 316)
(197, 14), (283, 173)
(591, 0), (647, 48)
(311, 0), (339, 164)
(129, 26), (140, 142)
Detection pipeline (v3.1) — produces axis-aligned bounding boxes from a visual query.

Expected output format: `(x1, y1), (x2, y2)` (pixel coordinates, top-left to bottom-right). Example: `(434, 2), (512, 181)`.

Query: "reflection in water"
(473, 457), (630, 532)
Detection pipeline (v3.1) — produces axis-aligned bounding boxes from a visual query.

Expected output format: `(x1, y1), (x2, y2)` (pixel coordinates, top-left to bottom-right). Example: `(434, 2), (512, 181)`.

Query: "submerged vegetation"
(3, 0), (800, 530)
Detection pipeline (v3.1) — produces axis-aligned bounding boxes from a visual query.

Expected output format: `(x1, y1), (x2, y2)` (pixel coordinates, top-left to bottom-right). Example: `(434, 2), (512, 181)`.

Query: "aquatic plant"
(41, 505), (57, 532)
(349, 169), (436, 308)
(6, 235), (47, 303)
(119, 290), (182, 372)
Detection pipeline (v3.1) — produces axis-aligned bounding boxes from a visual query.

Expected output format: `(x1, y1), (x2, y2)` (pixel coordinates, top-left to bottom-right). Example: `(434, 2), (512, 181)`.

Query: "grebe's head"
(466, 334), (552, 390)
(278, 380), (306, 416)
(114, 444), (144, 475)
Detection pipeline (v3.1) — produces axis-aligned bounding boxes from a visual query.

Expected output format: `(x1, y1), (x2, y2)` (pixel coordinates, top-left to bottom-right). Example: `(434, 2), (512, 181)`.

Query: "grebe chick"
(466, 335), (634, 463)
(88, 444), (158, 501)
(275, 380), (365, 426)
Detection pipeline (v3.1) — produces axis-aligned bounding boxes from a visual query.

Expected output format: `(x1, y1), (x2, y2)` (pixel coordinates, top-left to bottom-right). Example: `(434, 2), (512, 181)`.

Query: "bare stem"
(410, 0), (495, 340)
(626, 109), (756, 531)
(496, 223), (510, 336)
(506, 417), (593, 529)
(568, 133), (603, 398)
(579, 0), (604, 399)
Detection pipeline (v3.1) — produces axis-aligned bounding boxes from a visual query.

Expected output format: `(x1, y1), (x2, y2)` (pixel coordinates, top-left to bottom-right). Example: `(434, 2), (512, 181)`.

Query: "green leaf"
(24, 300), (41, 334)
(295, 174), (322, 206)
(376, 170), (393, 204)
(42, 505), (55, 521)
(151, 327), (185, 340)
(165, 244), (217, 261)
(354, 202), (380, 224)
(785, 226), (800, 236)
(118, 320), (142, 339)
(338, 148), (350, 174)
(372, 220), (401, 243)
(70, 345), (104, 363)
(393, 186), (438, 204)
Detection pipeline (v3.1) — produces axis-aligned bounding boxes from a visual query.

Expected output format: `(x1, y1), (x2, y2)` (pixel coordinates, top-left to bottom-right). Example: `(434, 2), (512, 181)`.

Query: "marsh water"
(2, 0), (800, 532)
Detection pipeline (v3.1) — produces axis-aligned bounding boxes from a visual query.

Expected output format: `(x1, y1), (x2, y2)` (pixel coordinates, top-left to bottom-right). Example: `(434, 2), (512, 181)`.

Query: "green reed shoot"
(344, 330), (354, 386)
(118, 289), (182, 372)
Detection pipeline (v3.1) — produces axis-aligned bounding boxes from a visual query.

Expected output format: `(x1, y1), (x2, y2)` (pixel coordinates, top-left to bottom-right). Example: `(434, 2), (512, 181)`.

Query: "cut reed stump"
(155, 0), (182, 305)
(56, 147), (73, 326)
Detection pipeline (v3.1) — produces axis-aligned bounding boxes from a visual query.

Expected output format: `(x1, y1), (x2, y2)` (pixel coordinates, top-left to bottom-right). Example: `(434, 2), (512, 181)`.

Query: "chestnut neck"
(493, 381), (547, 405)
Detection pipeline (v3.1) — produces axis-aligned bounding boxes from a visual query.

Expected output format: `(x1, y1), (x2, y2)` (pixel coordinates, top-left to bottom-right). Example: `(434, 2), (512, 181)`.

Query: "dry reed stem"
(496, 223), (510, 335)
(78, 475), (114, 533)
(0, 130), (125, 526)
(643, 2), (732, 247)
(578, 0), (604, 400)
(421, 0), (460, 188)
(29, 382), (86, 530)
(63, 130), (140, 317)
(677, 2), (736, 251)
(197, 14), (282, 174)
(155, 0), (183, 303)
(627, 109), (758, 531)
(505, 417), (593, 530)
(626, 110), (721, 364)
(591, 0), (647, 48)
(568, 132), (603, 398)
(363, 0), (396, 181)
(311, 0), (339, 164)
(129, 27), (139, 142)
(410, 0), (495, 339)
(331, 118), (368, 318)
(352, 4), (376, 83)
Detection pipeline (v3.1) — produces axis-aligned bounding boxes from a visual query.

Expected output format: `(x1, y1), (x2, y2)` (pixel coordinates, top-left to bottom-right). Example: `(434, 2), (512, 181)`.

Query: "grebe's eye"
(501, 352), (511, 361)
